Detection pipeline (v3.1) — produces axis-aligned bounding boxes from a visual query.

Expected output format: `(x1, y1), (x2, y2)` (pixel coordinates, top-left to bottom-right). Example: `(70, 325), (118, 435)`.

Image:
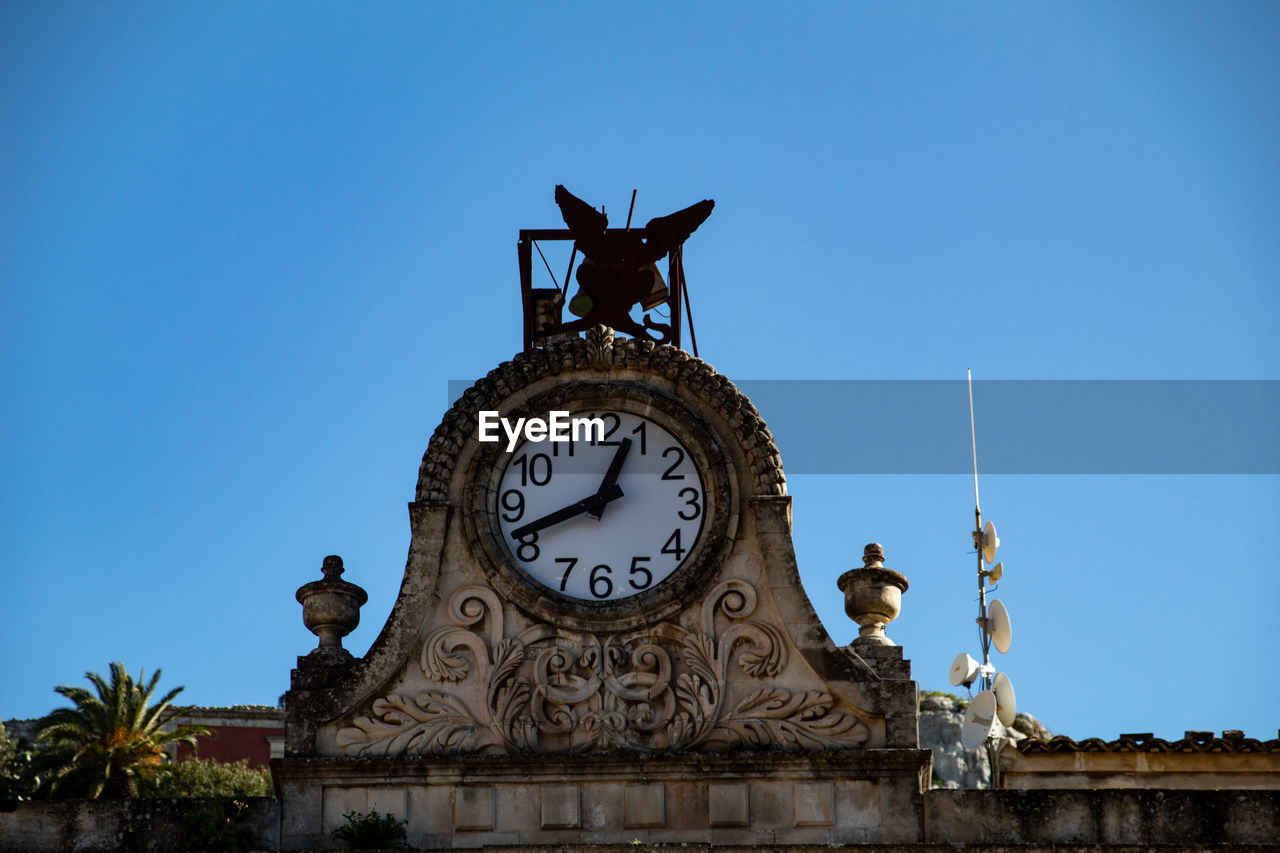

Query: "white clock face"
(494, 410), (705, 601)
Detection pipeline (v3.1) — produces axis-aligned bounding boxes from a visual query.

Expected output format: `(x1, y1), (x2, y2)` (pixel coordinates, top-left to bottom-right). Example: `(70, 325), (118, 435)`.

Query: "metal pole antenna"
(969, 370), (991, 692)
(970, 368), (997, 790)
(969, 369), (981, 515)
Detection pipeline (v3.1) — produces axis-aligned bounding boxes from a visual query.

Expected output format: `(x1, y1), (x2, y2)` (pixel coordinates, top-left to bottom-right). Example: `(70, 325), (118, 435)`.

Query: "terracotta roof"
(1017, 730), (1280, 754)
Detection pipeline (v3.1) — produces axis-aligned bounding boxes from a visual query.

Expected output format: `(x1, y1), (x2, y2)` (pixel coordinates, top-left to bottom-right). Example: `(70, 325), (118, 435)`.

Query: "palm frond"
(31, 662), (210, 800)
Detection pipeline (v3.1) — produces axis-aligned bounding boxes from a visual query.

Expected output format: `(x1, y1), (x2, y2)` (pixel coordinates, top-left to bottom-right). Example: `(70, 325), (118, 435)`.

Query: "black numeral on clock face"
(515, 532), (539, 562)
(589, 563), (613, 598)
(555, 557), (577, 591)
(628, 556), (652, 590)
(677, 487), (700, 520)
(500, 489), (525, 522)
(661, 446), (685, 480)
(661, 529), (686, 560)
(513, 453), (552, 486)
(595, 413), (621, 446)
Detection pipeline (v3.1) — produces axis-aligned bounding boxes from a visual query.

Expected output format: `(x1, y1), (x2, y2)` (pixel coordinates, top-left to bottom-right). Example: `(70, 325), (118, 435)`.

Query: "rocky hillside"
(919, 691), (1051, 788)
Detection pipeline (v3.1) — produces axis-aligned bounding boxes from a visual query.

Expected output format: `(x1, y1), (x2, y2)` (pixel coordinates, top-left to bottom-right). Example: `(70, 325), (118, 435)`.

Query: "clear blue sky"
(3, 1), (1276, 742)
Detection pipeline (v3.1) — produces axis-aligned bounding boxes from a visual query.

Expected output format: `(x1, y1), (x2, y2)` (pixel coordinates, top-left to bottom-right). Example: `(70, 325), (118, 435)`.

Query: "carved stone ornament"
(287, 329), (915, 770)
(583, 324), (614, 367)
(336, 581), (871, 757)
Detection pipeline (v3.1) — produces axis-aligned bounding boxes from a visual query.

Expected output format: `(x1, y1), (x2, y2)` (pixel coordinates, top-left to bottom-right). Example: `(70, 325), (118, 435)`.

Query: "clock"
(494, 409), (705, 601)
(466, 382), (737, 628)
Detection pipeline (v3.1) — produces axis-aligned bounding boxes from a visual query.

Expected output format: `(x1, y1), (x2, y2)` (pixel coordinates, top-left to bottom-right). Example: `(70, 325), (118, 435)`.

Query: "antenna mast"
(949, 370), (1021, 788)
(968, 369), (991, 691)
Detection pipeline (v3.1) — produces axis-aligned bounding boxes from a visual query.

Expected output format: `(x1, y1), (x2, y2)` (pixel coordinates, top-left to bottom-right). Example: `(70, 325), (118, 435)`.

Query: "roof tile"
(1016, 730), (1280, 755)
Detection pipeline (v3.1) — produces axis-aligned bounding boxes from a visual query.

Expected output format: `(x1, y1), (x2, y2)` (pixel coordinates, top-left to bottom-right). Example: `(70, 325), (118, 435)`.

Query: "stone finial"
(296, 555), (368, 664)
(862, 543), (885, 568)
(837, 543), (910, 647)
(321, 554), (345, 580)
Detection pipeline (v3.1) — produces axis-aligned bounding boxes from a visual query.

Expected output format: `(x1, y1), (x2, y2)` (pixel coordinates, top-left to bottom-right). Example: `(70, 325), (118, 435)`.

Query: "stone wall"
(925, 788), (1280, 846)
(0, 797), (279, 853)
(274, 751), (931, 849)
(4, 789), (1278, 850)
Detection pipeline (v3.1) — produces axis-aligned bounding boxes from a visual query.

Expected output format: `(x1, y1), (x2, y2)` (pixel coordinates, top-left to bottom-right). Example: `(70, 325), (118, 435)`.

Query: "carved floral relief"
(336, 581), (871, 756)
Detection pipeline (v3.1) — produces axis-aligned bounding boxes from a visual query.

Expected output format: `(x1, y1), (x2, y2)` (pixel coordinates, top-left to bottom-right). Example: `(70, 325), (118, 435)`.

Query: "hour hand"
(587, 438), (632, 520)
(510, 483), (623, 540)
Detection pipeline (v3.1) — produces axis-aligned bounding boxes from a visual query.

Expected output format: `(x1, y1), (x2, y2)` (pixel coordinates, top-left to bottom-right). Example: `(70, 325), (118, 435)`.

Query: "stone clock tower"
(275, 289), (929, 848)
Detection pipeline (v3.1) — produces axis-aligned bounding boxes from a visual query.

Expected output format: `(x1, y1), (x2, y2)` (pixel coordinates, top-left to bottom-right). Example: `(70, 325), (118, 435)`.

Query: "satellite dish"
(961, 690), (999, 750)
(987, 599), (1013, 653)
(948, 652), (980, 688)
(982, 520), (1000, 564)
(986, 562), (1003, 585)
(993, 671), (1017, 727)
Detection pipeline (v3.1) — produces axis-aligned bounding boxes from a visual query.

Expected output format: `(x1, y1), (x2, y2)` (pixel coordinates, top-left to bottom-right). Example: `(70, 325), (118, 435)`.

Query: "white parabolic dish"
(962, 690), (999, 750)
(988, 598), (1012, 654)
(993, 671), (1017, 726)
(982, 520), (1000, 564)
(949, 652), (980, 688)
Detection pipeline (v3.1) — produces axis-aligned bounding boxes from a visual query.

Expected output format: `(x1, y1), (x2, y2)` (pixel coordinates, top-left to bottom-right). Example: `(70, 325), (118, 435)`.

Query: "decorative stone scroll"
(336, 580), (871, 757)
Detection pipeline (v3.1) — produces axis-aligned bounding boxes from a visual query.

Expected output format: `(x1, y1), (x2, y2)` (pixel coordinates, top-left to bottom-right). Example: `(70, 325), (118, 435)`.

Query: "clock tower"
(275, 195), (929, 849)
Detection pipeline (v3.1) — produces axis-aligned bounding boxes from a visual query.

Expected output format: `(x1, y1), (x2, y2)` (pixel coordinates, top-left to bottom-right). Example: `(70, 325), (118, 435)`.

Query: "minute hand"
(510, 483), (623, 540)
(586, 437), (632, 520)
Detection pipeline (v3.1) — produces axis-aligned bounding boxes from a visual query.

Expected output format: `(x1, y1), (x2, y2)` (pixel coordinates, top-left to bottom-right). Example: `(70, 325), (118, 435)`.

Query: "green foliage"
(331, 809), (408, 849)
(33, 662), (212, 799)
(919, 689), (969, 710)
(141, 758), (273, 798)
(0, 723), (41, 806)
(0, 724), (16, 767)
(180, 797), (258, 852)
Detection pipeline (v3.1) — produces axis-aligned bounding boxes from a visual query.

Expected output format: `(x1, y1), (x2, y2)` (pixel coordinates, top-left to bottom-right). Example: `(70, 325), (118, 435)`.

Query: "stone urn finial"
(296, 555), (368, 663)
(837, 543), (910, 647)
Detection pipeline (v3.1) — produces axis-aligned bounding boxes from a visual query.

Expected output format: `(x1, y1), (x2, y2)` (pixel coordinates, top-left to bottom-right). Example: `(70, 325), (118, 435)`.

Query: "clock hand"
(586, 438), (632, 520)
(510, 482), (623, 540)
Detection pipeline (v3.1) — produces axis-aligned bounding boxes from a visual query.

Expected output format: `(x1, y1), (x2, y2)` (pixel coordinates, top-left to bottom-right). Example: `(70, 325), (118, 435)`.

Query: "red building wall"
(176, 725), (283, 768)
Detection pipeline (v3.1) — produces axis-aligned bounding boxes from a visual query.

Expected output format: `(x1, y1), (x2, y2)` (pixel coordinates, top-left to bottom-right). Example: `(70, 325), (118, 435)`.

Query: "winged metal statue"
(554, 185), (714, 341)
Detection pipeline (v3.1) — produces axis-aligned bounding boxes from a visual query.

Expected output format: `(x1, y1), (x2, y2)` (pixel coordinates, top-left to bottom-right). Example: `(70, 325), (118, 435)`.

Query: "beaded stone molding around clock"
(335, 581), (871, 756)
(416, 326), (786, 503)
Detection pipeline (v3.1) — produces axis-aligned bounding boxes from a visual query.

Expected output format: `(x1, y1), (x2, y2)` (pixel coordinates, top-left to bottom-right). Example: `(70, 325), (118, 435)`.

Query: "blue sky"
(2, 1), (1276, 742)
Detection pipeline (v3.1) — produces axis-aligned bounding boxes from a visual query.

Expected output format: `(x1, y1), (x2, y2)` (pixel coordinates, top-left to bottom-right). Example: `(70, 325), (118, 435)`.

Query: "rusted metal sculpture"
(518, 185), (713, 351)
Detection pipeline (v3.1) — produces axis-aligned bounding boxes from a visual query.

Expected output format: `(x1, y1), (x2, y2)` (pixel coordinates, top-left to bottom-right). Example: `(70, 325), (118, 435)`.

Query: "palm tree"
(34, 662), (212, 799)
